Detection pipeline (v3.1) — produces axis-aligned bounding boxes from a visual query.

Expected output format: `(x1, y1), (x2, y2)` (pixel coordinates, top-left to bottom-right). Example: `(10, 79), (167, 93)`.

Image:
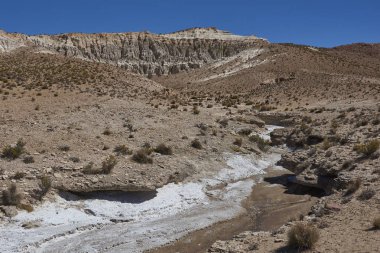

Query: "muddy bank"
(149, 169), (317, 253)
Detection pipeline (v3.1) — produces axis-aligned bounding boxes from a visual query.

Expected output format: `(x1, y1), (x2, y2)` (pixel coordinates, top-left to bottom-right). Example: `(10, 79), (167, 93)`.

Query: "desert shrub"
(233, 138), (243, 147)
(2, 183), (23, 205)
(103, 127), (112, 135)
(218, 118), (228, 127)
(373, 217), (380, 229)
(58, 145), (70, 152)
(345, 178), (361, 195)
(357, 188), (376, 200)
(13, 172), (26, 180)
(83, 162), (95, 174)
(321, 138), (333, 150)
(192, 105), (200, 115)
(69, 156), (80, 163)
(2, 139), (26, 159)
(238, 128), (252, 136)
(19, 203), (34, 212)
(191, 139), (202, 149)
(114, 145), (132, 155)
(249, 135), (270, 152)
(39, 175), (52, 199)
(23, 155), (34, 164)
(154, 143), (173, 155)
(132, 149), (153, 164)
(353, 139), (379, 156)
(100, 155), (118, 173)
(287, 223), (319, 250)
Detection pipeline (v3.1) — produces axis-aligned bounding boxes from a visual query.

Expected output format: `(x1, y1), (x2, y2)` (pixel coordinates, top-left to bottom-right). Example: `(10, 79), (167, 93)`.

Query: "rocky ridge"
(0, 27), (267, 76)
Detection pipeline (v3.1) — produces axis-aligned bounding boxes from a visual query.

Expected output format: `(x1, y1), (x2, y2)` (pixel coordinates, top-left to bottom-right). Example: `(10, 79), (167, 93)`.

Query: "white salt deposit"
(0, 127), (283, 253)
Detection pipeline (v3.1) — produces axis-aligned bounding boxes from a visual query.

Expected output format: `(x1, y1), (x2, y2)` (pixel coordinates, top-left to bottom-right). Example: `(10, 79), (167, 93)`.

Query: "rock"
(0, 206), (18, 217)
(21, 220), (41, 229)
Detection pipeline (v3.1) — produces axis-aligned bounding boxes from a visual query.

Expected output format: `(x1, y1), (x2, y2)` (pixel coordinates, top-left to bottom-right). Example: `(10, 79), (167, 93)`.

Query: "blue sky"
(1, 0), (379, 47)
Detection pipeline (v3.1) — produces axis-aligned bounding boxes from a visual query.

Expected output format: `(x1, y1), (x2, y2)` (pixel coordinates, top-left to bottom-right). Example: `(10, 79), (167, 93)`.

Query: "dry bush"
(287, 223), (319, 250)
(58, 145), (70, 151)
(249, 135), (270, 152)
(83, 162), (96, 174)
(114, 145), (132, 155)
(154, 143), (173, 155)
(233, 138), (243, 147)
(191, 139), (202, 149)
(345, 178), (361, 195)
(39, 175), (52, 199)
(132, 149), (153, 164)
(357, 188), (376, 200)
(23, 155), (35, 164)
(2, 139), (26, 160)
(353, 139), (379, 156)
(2, 183), (23, 205)
(373, 217), (380, 229)
(192, 105), (200, 115)
(100, 155), (118, 173)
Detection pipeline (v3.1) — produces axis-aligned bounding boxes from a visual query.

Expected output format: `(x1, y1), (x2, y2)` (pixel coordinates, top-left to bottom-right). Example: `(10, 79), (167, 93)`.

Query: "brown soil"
(149, 169), (316, 253)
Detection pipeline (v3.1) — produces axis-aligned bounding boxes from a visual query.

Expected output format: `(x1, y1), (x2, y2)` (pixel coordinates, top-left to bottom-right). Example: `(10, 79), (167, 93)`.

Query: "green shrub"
(154, 144), (173, 155)
(2, 139), (26, 159)
(287, 223), (319, 250)
(132, 149), (153, 164)
(353, 139), (379, 156)
(2, 183), (23, 205)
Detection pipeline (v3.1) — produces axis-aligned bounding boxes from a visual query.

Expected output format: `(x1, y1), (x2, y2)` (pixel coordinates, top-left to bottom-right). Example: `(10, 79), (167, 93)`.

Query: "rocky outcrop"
(0, 27), (267, 76)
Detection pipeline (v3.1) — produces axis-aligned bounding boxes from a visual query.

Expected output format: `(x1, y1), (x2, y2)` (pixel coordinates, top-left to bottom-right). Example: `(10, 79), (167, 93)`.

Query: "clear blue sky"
(1, 0), (379, 47)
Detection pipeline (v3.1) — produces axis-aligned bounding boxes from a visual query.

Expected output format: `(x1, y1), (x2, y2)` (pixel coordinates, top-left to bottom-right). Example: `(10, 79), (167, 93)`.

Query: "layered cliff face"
(0, 27), (267, 76)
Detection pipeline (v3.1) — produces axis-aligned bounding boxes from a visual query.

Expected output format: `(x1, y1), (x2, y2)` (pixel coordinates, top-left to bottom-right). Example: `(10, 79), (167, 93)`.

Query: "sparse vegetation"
(114, 145), (132, 155)
(39, 175), (52, 199)
(373, 217), (380, 229)
(58, 145), (70, 152)
(191, 139), (202, 149)
(2, 183), (23, 205)
(2, 139), (26, 160)
(100, 155), (118, 173)
(357, 188), (376, 200)
(249, 135), (270, 152)
(132, 149), (153, 164)
(345, 178), (361, 195)
(154, 143), (173, 155)
(23, 155), (35, 164)
(353, 139), (379, 156)
(233, 138), (243, 147)
(287, 223), (319, 250)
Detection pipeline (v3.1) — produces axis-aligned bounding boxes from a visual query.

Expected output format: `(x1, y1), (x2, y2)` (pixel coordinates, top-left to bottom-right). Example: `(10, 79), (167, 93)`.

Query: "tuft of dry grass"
(353, 139), (379, 156)
(154, 143), (173, 155)
(132, 149), (153, 164)
(345, 178), (361, 196)
(287, 223), (319, 250)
